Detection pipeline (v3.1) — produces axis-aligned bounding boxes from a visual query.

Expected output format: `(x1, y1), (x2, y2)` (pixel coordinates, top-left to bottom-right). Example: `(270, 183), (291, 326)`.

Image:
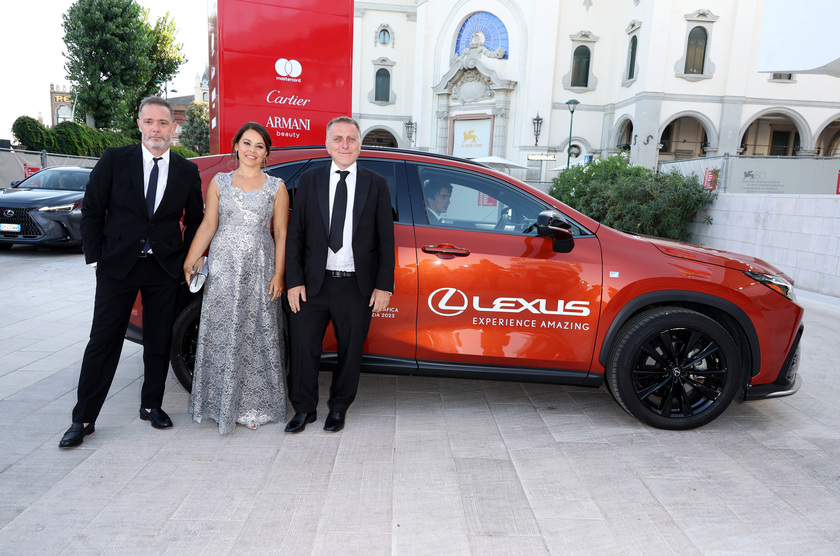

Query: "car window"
(416, 165), (547, 234)
(266, 161), (306, 185)
(357, 158), (399, 218)
(283, 159), (330, 198)
(17, 170), (89, 191)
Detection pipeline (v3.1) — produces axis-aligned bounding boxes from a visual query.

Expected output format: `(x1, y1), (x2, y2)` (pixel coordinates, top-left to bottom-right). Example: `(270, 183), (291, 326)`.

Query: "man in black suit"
(284, 116), (395, 433)
(59, 96), (203, 448)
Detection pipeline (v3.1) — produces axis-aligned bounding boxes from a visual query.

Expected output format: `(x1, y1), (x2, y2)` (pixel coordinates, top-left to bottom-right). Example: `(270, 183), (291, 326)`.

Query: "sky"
(0, 0), (210, 142)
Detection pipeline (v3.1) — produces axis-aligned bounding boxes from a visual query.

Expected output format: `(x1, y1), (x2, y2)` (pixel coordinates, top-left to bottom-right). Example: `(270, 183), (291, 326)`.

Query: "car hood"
(643, 235), (786, 276)
(0, 188), (83, 206)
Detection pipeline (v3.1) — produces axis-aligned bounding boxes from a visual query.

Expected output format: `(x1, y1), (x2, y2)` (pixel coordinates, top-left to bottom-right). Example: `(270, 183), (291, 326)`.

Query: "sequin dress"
(189, 171), (287, 433)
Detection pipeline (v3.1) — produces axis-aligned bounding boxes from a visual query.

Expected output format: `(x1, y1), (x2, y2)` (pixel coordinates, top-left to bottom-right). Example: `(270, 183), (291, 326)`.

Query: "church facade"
(350, 0), (840, 183)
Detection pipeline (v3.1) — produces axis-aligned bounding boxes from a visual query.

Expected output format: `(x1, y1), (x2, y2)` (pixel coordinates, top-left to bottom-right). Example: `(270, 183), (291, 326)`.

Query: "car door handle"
(422, 244), (471, 257)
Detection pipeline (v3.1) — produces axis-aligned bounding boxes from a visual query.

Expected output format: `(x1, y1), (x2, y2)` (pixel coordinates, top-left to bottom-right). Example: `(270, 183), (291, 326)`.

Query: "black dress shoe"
(284, 412), (316, 433)
(323, 411), (345, 432)
(139, 408), (173, 429)
(59, 422), (95, 448)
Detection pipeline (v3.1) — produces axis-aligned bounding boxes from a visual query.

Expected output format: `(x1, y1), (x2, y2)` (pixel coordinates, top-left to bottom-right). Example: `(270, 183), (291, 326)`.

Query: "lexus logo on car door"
(428, 288), (469, 316)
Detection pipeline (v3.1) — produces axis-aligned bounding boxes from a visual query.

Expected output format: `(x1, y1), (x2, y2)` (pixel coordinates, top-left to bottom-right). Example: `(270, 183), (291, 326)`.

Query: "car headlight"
(39, 200), (82, 213)
(743, 271), (795, 300)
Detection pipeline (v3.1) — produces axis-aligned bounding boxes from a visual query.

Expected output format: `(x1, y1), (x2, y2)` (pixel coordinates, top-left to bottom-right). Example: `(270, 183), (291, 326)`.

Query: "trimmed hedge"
(548, 154), (715, 242)
(11, 116), (198, 159)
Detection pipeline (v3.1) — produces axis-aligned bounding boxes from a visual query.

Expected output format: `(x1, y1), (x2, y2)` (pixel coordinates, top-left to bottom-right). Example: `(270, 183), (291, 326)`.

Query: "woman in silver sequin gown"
(183, 123), (289, 434)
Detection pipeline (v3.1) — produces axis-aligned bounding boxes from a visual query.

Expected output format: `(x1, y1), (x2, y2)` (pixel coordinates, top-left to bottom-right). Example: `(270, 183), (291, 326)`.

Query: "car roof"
(193, 145), (489, 169)
(39, 166), (92, 173)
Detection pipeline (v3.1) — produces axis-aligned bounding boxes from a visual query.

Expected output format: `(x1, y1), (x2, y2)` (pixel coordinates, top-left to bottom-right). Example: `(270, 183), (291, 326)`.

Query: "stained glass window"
(455, 12), (509, 59)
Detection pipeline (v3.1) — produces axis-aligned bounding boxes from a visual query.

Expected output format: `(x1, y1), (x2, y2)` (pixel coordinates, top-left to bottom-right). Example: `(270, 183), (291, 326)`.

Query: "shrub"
(548, 154), (715, 241)
(12, 116), (56, 152)
(171, 145), (200, 159)
(11, 116), (200, 159)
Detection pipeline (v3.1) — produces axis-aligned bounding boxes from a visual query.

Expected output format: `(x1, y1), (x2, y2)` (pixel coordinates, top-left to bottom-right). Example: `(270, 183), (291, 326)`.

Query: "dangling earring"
(262, 157), (267, 169)
(235, 150), (240, 168)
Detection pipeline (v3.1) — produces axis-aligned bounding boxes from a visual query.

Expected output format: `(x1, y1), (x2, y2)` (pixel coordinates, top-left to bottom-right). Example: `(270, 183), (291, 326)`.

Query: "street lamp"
(155, 80), (176, 99)
(565, 99), (580, 168)
(404, 117), (417, 146)
(532, 112), (543, 147)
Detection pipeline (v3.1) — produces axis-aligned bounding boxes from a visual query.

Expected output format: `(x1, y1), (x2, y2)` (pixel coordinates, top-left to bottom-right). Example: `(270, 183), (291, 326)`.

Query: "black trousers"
(288, 274), (373, 414)
(72, 256), (179, 424)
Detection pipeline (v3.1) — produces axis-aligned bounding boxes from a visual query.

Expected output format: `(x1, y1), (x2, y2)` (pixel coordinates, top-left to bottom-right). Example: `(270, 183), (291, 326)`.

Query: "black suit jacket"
(286, 164), (394, 297)
(81, 144), (203, 280)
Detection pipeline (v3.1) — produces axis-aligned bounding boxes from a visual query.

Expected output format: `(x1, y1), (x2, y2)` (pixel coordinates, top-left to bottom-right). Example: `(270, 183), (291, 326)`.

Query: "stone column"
(717, 97), (745, 156)
(631, 93), (664, 168)
(436, 100), (449, 155)
(492, 102), (508, 157)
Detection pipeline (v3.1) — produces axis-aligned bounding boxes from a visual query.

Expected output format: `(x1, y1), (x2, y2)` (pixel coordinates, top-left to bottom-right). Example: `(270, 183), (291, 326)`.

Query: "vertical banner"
(208, 0), (353, 154)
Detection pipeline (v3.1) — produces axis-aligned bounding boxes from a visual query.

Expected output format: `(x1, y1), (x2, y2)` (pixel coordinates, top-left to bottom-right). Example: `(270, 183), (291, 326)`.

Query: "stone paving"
(1, 247), (839, 555)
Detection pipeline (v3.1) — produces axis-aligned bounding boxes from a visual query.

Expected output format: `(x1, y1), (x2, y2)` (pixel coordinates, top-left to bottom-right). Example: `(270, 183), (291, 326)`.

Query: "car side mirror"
(536, 210), (574, 253)
(11, 180), (20, 187)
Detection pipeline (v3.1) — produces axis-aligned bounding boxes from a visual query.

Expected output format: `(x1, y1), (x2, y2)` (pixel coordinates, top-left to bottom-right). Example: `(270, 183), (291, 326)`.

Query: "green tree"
(548, 154), (715, 241)
(62, 0), (184, 133)
(178, 102), (210, 155)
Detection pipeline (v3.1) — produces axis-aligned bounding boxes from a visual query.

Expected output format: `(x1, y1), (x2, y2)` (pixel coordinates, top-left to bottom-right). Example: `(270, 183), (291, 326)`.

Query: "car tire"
(606, 307), (742, 430)
(170, 297), (202, 393)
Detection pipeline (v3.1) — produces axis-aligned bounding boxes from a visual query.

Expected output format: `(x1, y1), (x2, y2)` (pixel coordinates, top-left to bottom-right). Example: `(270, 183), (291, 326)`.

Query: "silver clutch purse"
(189, 256), (209, 293)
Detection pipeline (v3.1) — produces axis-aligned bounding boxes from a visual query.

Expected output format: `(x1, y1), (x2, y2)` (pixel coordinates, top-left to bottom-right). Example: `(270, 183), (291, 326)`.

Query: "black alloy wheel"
(170, 298), (202, 392)
(607, 307), (742, 430)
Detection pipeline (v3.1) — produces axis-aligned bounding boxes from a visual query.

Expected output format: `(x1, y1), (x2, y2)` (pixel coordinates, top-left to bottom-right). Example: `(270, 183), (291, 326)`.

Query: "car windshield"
(17, 169), (90, 191)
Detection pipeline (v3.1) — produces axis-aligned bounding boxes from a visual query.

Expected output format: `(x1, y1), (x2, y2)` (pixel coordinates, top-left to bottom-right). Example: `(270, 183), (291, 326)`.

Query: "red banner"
(208, 0), (353, 154)
(23, 163), (39, 178)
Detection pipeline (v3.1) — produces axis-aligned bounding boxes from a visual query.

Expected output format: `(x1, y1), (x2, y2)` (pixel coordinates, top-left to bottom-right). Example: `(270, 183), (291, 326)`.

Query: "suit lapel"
(131, 145), (146, 214)
(352, 167), (370, 236)
(157, 153), (179, 215)
(317, 168), (330, 236)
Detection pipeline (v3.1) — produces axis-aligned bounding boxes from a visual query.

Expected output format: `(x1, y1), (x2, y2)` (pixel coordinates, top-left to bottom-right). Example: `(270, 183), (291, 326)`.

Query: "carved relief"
(452, 69), (493, 104)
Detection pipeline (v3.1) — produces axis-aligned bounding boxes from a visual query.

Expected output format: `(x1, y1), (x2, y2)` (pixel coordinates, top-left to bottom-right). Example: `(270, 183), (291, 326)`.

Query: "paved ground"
(0, 246), (839, 555)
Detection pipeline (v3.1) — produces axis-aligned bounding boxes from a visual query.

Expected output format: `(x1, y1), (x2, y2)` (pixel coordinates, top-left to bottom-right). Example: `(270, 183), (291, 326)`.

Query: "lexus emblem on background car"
(3, 209), (14, 217)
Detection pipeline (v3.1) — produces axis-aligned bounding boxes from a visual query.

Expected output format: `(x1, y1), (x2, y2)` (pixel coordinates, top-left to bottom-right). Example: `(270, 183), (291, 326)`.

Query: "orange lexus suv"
(127, 146), (803, 430)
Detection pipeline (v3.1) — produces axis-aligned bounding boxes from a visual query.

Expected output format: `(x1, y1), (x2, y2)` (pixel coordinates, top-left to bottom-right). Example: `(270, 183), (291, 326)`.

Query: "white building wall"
(690, 194), (840, 297)
(352, 0), (840, 168)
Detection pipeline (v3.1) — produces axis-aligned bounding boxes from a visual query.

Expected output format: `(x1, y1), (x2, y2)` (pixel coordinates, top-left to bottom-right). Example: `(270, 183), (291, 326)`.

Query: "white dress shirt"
(326, 161), (357, 272)
(141, 144), (170, 214)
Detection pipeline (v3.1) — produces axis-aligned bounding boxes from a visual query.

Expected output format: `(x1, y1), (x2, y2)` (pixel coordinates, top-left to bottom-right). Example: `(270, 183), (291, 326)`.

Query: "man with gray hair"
(284, 116), (395, 433)
(59, 96), (203, 448)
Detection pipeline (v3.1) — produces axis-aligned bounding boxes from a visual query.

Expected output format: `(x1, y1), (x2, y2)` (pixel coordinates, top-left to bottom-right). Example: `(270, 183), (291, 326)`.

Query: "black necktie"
(146, 157), (162, 217)
(143, 157), (162, 253)
(329, 170), (349, 253)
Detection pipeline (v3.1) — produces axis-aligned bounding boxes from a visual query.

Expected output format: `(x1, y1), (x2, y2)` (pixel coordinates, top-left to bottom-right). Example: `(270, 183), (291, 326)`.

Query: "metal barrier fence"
(660, 154), (840, 195)
(0, 148), (98, 188)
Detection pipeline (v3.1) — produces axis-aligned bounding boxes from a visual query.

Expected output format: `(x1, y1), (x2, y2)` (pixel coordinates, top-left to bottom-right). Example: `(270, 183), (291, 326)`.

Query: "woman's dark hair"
(231, 122), (272, 161)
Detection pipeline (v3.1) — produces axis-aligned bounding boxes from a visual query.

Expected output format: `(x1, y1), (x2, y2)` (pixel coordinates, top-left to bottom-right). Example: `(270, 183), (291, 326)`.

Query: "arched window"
(375, 69), (390, 102)
(55, 104), (72, 124)
(627, 36), (638, 80)
(684, 27), (707, 74)
(455, 12), (509, 59)
(572, 46), (590, 87)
